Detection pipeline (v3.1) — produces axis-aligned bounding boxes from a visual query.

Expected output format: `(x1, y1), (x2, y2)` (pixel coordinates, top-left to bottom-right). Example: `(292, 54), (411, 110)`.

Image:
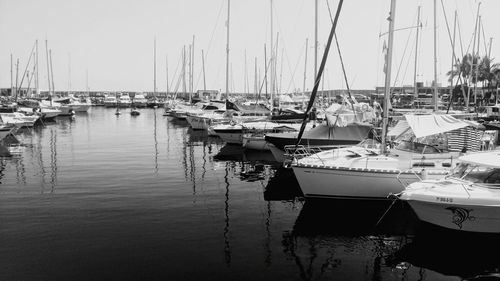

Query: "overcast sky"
(1, 0), (498, 93)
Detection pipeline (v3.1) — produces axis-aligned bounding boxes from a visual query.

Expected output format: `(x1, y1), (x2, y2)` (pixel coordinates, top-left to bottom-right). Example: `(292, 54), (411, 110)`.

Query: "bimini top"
(388, 114), (480, 139)
(459, 151), (500, 168)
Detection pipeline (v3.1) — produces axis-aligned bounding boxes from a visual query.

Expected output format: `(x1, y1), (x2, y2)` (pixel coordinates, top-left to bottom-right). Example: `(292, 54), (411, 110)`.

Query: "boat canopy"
(458, 151), (500, 168)
(388, 114), (481, 139)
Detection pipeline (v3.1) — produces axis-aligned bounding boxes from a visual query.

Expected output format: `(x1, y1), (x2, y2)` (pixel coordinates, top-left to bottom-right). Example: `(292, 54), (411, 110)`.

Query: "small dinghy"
(131, 108), (140, 116)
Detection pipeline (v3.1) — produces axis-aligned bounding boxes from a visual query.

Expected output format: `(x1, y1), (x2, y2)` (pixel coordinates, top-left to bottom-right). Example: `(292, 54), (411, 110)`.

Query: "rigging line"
(284, 39), (306, 94)
(326, 0), (356, 117)
(294, 0), (344, 148)
(379, 25), (421, 37)
(17, 41), (37, 93)
(440, 0), (467, 75)
(272, 12), (299, 95)
(456, 12), (464, 59)
(193, 0), (225, 91)
(398, 39), (415, 90)
(169, 49), (183, 98)
(256, 52), (274, 102)
(392, 17), (414, 88)
(479, 18), (488, 56)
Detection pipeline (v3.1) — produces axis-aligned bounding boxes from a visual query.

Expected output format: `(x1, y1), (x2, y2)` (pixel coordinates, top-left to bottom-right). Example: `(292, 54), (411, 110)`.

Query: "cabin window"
(452, 163), (500, 184)
(413, 162), (435, 167)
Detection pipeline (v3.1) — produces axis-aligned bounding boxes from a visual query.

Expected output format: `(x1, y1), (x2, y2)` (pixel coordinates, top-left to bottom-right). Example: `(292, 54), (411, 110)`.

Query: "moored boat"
(399, 151), (500, 233)
(292, 114), (489, 200)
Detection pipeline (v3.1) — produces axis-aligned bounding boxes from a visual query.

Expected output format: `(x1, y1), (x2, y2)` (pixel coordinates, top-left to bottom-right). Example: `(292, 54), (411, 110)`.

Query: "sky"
(1, 0), (498, 93)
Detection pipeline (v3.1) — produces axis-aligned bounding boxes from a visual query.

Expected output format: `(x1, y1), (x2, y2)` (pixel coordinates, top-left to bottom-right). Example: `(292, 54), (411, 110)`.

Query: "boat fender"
(421, 168), (428, 180)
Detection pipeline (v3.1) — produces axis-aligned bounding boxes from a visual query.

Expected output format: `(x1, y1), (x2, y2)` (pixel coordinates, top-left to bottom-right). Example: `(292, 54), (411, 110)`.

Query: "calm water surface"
(1, 107), (498, 281)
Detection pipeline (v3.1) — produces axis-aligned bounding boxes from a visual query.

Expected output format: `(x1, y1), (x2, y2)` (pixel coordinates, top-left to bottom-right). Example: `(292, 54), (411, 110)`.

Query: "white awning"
(404, 114), (471, 138)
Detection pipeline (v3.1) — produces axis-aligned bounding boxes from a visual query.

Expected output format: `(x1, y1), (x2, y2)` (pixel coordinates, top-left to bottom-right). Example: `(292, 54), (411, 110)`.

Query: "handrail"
(396, 169), (423, 189)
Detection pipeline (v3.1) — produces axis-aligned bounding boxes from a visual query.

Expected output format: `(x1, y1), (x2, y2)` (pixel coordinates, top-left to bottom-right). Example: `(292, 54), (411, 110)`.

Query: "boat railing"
(396, 169), (423, 189)
(283, 144), (349, 166)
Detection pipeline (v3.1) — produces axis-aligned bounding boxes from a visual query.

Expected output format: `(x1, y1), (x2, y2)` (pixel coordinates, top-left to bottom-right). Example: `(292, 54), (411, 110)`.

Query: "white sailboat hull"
(186, 116), (212, 130)
(292, 165), (446, 199)
(242, 135), (270, 151)
(69, 104), (91, 112)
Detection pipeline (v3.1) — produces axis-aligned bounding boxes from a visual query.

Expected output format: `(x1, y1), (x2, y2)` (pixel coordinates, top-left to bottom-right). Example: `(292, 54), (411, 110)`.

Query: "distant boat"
(118, 94), (132, 108)
(132, 94), (148, 108)
(130, 107), (140, 116)
(399, 151), (500, 233)
(104, 95), (118, 108)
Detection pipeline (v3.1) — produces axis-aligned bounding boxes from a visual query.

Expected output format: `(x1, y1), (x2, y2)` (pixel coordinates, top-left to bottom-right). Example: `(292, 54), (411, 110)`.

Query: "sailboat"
(291, 0), (488, 200)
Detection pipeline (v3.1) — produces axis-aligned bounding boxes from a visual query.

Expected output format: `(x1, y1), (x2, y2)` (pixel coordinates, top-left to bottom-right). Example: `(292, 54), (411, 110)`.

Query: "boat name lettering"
(436, 197), (453, 203)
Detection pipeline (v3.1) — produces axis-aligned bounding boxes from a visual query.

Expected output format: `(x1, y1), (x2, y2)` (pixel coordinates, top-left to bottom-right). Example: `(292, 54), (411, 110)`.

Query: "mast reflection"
(223, 161), (231, 266)
(49, 128), (57, 193)
(153, 108), (158, 174)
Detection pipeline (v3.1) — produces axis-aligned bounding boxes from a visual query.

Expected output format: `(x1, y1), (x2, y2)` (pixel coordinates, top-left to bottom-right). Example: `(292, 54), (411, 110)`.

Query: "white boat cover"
(390, 114), (473, 138)
(459, 151), (500, 168)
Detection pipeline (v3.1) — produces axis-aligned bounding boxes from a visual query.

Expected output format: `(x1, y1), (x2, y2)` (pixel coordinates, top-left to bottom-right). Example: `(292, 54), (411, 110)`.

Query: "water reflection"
(214, 143), (277, 163)
(223, 161), (232, 266)
(153, 108), (158, 174)
(49, 128), (57, 193)
(281, 199), (417, 281)
(264, 166), (303, 201)
(0, 160), (6, 184)
(293, 199), (417, 236)
(389, 223), (500, 280)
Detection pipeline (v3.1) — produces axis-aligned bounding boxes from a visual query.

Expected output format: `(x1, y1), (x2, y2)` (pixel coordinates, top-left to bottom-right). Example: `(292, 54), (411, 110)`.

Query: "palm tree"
(478, 56), (500, 104)
(447, 54), (480, 106)
(447, 54), (479, 83)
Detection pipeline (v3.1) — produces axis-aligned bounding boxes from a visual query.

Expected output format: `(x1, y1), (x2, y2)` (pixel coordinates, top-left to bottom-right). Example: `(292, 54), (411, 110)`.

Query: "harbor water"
(1, 107), (499, 281)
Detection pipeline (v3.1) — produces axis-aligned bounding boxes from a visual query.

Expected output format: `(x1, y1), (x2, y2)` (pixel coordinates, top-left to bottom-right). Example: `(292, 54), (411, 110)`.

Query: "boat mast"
(303, 38), (308, 96)
(166, 55), (170, 97)
(381, 0), (396, 155)
(225, 0), (230, 100)
(154, 37), (157, 98)
(45, 40), (51, 97)
(449, 11), (457, 101)
(191, 35), (195, 97)
(314, 0), (318, 82)
(10, 54), (13, 98)
(36, 40), (39, 97)
(270, 0), (274, 111)
(15, 59), (19, 102)
(86, 68), (89, 96)
(49, 49), (55, 97)
(432, 0), (438, 111)
(68, 53), (71, 95)
(182, 45), (187, 101)
(413, 6), (420, 103)
(467, 2), (481, 108)
(201, 50), (206, 91)
(254, 57), (258, 96)
(474, 16), (481, 107)
(264, 44), (268, 97)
